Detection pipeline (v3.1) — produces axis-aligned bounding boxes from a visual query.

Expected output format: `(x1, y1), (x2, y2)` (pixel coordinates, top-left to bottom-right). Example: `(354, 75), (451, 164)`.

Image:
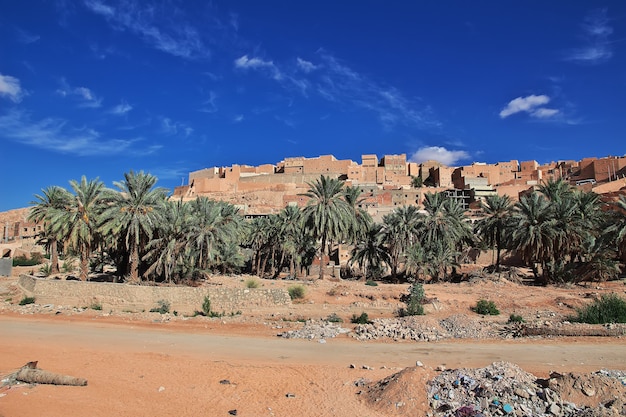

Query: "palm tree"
(301, 175), (351, 280)
(475, 194), (513, 271)
(278, 205), (304, 277)
(538, 178), (573, 202)
(349, 223), (390, 279)
(382, 205), (421, 281)
(100, 171), (168, 283)
(420, 193), (472, 250)
(343, 185), (372, 244)
(28, 186), (71, 274)
(509, 192), (556, 282)
(50, 176), (105, 281)
(606, 196), (626, 260)
(144, 199), (192, 283)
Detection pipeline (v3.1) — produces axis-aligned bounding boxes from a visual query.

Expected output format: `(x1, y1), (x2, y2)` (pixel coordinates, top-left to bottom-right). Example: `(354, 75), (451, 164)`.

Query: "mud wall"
(18, 275), (291, 315)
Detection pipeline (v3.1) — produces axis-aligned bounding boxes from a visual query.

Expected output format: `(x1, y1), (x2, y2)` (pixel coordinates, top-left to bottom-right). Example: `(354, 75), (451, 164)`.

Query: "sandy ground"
(1, 271), (625, 416)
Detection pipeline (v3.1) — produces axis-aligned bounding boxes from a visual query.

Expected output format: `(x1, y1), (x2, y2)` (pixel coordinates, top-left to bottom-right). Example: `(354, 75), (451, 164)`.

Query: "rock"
(416, 361), (424, 367)
(158, 386), (165, 392)
(581, 384), (595, 397)
(548, 403), (561, 415)
(228, 409), (237, 415)
(285, 393), (296, 398)
(436, 365), (446, 372)
(219, 379), (231, 385)
(349, 364), (356, 369)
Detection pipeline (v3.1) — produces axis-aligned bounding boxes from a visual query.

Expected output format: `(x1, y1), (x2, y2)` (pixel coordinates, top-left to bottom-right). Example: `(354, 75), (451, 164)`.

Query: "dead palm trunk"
(12, 362), (87, 386)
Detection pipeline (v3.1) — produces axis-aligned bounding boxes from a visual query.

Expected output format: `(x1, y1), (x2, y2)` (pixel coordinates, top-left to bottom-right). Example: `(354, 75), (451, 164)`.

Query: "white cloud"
(233, 114), (244, 123)
(160, 116), (193, 137)
(0, 109), (150, 156)
(565, 8), (613, 65)
(0, 74), (24, 103)
(56, 79), (102, 108)
(531, 108), (560, 119)
(234, 55), (282, 80)
(499, 95), (550, 118)
(199, 91), (218, 113)
(296, 57), (318, 73)
(409, 146), (469, 166)
(15, 28), (40, 44)
(110, 101), (133, 115)
(83, 0), (209, 60)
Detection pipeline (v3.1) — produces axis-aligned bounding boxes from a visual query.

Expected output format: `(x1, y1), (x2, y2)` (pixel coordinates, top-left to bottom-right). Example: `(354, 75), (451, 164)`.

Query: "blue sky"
(1, 1), (625, 211)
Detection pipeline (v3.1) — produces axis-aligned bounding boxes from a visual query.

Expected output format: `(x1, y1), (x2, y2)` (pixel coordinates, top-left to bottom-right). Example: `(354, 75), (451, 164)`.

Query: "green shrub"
(326, 313), (343, 323)
(12, 256), (40, 267)
(19, 296), (36, 305)
(39, 263), (52, 277)
(572, 293), (626, 324)
(202, 295), (212, 316)
(288, 285), (306, 300)
(245, 278), (260, 289)
(508, 314), (524, 323)
(365, 280), (378, 287)
(472, 299), (500, 315)
(61, 257), (76, 273)
(150, 299), (170, 314)
(90, 301), (102, 311)
(399, 283), (425, 316)
(351, 312), (372, 324)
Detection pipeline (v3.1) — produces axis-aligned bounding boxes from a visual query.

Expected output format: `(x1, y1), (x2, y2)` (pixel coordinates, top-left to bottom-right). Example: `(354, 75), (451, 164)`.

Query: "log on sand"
(9, 361), (87, 386)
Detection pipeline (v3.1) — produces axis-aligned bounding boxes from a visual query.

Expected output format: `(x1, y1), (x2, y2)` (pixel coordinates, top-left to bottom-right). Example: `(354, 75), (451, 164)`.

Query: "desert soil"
(1, 270), (625, 417)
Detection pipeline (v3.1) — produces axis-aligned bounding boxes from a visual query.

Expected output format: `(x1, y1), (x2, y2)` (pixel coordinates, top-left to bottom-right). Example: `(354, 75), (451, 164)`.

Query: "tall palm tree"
(100, 171), (168, 283)
(509, 192), (556, 282)
(301, 175), (351, 280)
(349, 223), (390, 279)
(144, 199), (192, 283)
(382, 205), (421, 281)
(343, 185), (372, 244)
(420, 192), (472, 250)
(50, 176), (105, 281)
(278, 205), (304, 277)
(28, 186), (71, 274)
(606, 196), (626, 260)
(475, 194), (513, 271)
(538, 178), (573, 203)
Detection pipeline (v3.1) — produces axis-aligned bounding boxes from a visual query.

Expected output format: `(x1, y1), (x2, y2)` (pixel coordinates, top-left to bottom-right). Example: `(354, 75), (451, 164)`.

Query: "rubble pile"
(277, 320), (350, 340)
(353, 316), (498, 341)
(427, 362), (626, 417)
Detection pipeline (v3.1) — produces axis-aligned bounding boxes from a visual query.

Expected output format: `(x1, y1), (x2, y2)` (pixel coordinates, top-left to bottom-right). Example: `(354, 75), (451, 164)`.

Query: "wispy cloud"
(199, 91), (218, 113)
(14, 27), (40, 44)
(56, 78), (102, 108)
(110, 100), (133, 115)
(499, 94), (558, 119)
(233, 114), (244, 123)
(83, 0), (209, 60)
(0, 109), (151, 156)
(159, 116), (193, 137)
(409, 146), (469, 166)
(296, 57), (318, 73)
(564, 8), (613, 65)
(0, 73), (25, 103)
(234, 55), (282, 80)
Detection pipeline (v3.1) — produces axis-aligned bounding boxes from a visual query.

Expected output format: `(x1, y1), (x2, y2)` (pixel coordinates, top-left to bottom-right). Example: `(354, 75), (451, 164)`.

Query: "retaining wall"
(18, 275), (291, 315)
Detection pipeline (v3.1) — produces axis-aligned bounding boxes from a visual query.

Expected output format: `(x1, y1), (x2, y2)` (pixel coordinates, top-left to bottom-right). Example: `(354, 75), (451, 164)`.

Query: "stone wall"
(18, 275), (291, 315)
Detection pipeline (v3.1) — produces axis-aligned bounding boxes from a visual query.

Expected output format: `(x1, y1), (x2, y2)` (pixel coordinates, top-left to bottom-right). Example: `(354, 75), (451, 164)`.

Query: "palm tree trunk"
(319, 235), (326, 280)
(130, 241), (139, 283)
(80, 245), (89, 281)
(50, 239), (60, 274)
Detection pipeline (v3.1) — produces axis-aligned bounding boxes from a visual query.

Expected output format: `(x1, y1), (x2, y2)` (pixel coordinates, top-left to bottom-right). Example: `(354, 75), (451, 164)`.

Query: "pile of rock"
(427, 362), (626, 416)
(353, 315), (499, 341)
(277, 319), (350, 340)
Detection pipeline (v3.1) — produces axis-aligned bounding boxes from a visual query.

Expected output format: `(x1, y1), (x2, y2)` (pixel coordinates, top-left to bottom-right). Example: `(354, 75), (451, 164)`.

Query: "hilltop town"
(3, 153), (626, 243)
(172, 153), (626, 220)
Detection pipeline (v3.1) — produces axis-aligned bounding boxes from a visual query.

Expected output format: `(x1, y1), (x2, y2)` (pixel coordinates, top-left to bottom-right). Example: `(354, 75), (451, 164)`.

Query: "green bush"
(61, 257), (76, 273)
(472, 299), (500, 315)
(508, 314), (524, 323)
(19, 296), (36, 305)
(245, 278), (260, 289)
(90, 301), (102, 311)
(365, 280), (378, 287)
(202, 295), (212, 316)
(399, 283), (425, 316)
(150, 299), (170, 314)
(326, 313), (343, 323)
(351, 312), (372, 324)
(572, 293), (626, 324)
(12, 256), (40, 267)
(39, 263), (52, 277)
(288, 285), (306, 300)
